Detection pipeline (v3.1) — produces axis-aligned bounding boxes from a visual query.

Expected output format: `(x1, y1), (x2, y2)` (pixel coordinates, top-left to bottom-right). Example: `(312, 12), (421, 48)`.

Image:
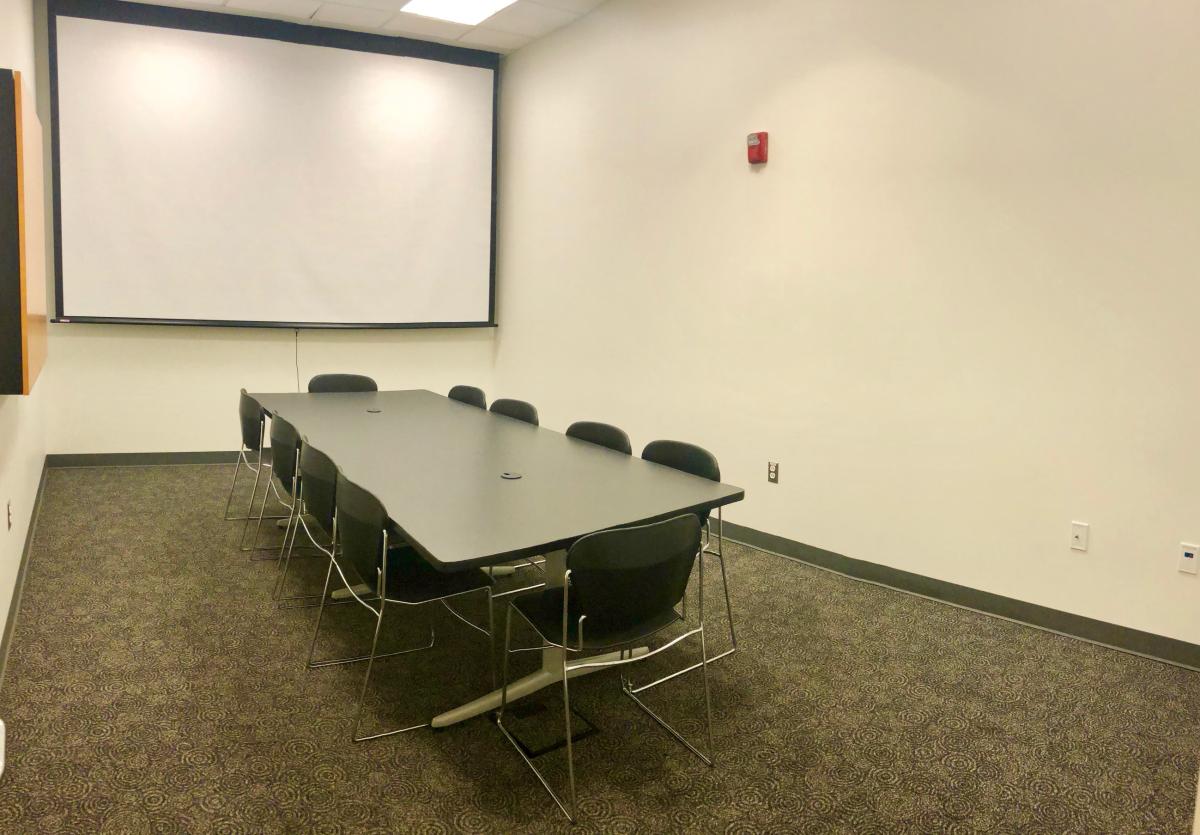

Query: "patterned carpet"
(0, 464), (1197, 834)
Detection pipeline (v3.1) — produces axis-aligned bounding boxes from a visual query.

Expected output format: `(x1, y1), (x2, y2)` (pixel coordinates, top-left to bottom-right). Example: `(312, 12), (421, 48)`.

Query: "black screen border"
(48, 0), (500, 330)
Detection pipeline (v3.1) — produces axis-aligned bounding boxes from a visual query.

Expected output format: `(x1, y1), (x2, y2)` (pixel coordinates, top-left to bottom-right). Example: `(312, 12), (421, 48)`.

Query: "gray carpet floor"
(0, 464), (1197, 833)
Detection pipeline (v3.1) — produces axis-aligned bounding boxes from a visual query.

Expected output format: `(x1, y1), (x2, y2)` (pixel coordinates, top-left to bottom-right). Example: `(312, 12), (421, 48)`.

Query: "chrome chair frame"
(274, 437), (339, 603)
(226, 398), (288, 533)
(308, 522), (495, 743)
(244, 444), (301, 558)
(640, 443), (737, 672)
(495, 540), (715, 822)
(273, 478), (337, 605)
(222, 434), (270, 522)
(228, 447), (291, 549)
(629, 511), (737, 702)
(667, 506), (737, 681)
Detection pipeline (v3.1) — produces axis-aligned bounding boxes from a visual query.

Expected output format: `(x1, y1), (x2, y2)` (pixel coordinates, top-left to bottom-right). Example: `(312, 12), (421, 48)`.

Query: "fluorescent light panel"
(400, 0), (519, 26)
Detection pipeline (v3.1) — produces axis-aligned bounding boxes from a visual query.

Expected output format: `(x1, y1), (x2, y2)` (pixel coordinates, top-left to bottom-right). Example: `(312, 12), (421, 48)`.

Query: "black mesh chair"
(308, 374), (378, 393)
(490, 398), (539, 426)
(224, 390), (274, 522)
(496, 514), (714, 822)
(244, 416), (302, 556)
(448, 385), (487, 409)
(308, 471), (495, 742)
(274, 440), (338, 604)
(565, 421), (632, 455)
(641, 440), (737, 665)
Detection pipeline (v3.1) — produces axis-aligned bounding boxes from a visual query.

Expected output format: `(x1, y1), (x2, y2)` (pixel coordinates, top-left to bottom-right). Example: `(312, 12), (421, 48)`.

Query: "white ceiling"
(130, 0), (605, 53)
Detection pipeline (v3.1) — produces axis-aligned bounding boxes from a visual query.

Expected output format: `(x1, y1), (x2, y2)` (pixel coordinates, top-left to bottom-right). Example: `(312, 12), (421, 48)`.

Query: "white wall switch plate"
(1179, 543), (1198, 575)
(1071, 522), (1089, 552)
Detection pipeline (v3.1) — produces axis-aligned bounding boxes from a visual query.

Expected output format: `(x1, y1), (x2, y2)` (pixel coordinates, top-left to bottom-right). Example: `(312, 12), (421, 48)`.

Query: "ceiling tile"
(529, 0), (603, 13)
(457, 26), (531, 52)
(480, 1), (576, 37)
(316, 0), (411, 11)
(225, 0), (321, 19)
(312, 2), (392, 28)
(381, 11), (472, 39)
(127, 0), (230, 9)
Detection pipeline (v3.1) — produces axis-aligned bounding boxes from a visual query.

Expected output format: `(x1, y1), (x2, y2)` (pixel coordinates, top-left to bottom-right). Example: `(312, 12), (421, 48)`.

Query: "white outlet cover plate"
(1179, 543), (1199, 575)
(1071, 522), (1089, 552)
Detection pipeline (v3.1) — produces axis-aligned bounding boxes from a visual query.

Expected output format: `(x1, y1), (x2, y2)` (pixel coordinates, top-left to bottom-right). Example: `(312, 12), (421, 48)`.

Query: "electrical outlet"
(1070, 521), (1089, 552)
(767, 462), (779, 484)
(1179, 543), (1198, 576)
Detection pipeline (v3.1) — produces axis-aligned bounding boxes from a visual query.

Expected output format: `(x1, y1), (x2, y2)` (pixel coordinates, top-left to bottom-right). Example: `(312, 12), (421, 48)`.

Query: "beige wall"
(44, 324), (498, 452)
(0, 0), (46, 640)
(494, 0), (1200, 644)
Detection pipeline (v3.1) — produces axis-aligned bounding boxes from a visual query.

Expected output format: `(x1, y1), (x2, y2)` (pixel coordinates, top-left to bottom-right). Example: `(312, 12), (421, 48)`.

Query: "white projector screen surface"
(53, 13), (495, 326)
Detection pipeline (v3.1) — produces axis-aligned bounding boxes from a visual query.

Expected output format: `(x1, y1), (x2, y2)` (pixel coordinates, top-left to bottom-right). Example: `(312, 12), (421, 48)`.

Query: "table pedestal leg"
(430, 550), (647, 729)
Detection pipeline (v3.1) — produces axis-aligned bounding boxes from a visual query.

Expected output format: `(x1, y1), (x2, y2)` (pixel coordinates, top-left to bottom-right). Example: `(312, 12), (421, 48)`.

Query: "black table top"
(250, 390), (745, 571)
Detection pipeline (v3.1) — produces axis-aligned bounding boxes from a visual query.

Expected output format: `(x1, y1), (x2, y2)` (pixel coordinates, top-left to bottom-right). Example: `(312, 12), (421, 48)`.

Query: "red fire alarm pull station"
(747, 131), (768, 164)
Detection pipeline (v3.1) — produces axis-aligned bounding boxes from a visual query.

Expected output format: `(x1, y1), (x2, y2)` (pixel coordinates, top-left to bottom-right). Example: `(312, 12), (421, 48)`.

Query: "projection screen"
(50, 0), (497, 328)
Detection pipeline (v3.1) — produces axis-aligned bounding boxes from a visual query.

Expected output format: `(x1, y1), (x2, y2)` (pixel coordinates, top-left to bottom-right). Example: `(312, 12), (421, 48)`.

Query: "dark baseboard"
(45, 451), (241, 467)
(0, 460), (49, 689)
(720, 519), (1200, 671)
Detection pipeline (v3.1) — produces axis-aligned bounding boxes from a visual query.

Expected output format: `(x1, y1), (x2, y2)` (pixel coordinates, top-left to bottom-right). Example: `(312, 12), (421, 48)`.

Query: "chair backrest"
(641, 439), (721, 482)
(334, 471), (387, 593)
(299, 441), (337, 535)
(239, 389), (264, 451)
(448, 385), (487, 409)
(566, 421), (632, 455)
(567, 514), (701, 633)
(641, 440), (720, 524)
(270, 416), (301, 495)
(308, 374), (378, 393)
(490, 398), (539, 426)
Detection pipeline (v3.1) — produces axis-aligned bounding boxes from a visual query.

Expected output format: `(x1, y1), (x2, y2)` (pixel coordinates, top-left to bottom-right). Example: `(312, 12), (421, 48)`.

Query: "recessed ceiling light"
(400, 0), (519, 26)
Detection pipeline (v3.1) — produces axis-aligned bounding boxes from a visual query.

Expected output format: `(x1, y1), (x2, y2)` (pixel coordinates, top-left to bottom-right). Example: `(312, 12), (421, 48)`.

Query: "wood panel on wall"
(0, 68), (47, 395)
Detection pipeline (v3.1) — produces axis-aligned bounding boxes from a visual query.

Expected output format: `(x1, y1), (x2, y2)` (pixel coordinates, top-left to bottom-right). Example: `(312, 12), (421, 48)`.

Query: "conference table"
(251, 389), (745, 727)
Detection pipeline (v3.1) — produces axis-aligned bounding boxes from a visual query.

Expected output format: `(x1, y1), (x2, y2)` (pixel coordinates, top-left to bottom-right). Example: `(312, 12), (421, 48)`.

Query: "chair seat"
(382, 545), (492, 605)
(512, 587), (684, 650)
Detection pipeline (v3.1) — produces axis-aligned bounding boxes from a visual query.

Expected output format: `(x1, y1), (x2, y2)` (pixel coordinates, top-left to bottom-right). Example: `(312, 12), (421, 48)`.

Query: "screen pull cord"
(294, 329), (300, 393)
